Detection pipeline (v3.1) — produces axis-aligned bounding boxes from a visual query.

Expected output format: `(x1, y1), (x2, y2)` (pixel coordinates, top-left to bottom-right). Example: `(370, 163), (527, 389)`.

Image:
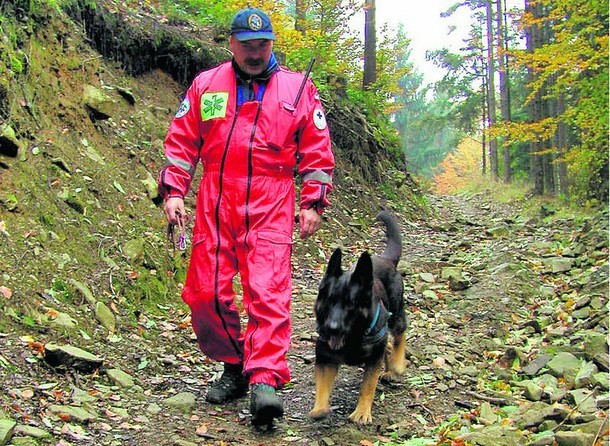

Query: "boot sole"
(205, 387), (248, 404)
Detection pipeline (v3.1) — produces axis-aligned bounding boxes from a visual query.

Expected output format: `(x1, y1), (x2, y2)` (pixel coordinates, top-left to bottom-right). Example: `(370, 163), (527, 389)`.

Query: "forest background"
(4, 0), (607, 203)
(150, 0), (607, 205)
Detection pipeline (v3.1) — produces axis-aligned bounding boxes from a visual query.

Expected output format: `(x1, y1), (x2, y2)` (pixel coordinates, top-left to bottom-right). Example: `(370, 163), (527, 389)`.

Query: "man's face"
(230, 36), (273, 76)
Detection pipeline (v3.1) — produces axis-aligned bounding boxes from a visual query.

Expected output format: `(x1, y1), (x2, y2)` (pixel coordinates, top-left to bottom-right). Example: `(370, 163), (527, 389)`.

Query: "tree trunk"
(556, 93), (569, 198)
(481, 65), (488, 175)
(363, 0), (376, 88)
(541, 6), (555, 195)
(295, 0), (308, 35)
(485, 0), (498, 180)
(526, 0), (544, 195)
(496, 0), (511, 183)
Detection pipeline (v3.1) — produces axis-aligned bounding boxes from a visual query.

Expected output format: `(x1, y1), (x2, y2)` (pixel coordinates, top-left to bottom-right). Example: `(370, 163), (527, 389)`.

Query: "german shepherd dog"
(308, 211), (407, 425)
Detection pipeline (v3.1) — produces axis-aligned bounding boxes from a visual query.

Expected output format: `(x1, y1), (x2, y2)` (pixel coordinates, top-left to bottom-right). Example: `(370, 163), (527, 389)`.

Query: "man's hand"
(299, 207), (321, 239)
(164, 197), (187, 225)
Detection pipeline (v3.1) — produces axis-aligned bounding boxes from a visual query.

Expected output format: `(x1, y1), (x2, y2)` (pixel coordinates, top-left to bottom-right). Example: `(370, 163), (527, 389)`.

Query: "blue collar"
(362, 301), (390, 344)
(365, 303), (381, 336)
(314, 301), (390, 345)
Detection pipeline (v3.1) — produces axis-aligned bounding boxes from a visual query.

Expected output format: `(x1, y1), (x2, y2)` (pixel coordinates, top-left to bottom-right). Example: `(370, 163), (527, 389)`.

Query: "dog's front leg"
(308, 363), (339, 420)
(349, 358), (383, 425)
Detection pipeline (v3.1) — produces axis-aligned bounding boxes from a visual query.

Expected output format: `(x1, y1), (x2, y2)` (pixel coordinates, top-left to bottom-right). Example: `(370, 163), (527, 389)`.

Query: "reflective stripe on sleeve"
(165, 155), (194, 173)
(302, 171), (332, 184)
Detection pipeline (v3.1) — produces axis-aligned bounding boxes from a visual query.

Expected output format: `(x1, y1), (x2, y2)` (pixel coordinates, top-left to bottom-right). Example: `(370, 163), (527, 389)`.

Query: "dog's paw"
(308, 407), (330, 420)
(349, 407), (373, 425)
(380, 370), (401, 383)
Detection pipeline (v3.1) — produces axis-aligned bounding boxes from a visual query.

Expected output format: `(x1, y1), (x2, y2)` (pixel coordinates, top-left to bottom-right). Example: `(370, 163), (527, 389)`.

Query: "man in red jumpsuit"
(158, 7), (334, 426)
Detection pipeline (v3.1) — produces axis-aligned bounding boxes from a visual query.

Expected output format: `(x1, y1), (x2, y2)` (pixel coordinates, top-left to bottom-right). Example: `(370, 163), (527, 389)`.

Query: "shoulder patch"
(174, 98), (190, 118)
(313, 108), (327, 130)
(201, 92), (229, 121)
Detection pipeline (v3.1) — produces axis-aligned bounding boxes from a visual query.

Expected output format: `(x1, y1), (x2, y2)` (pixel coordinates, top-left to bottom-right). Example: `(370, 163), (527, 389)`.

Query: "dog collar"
(362, 302), (390, 344)
(365, 304), (381, 336)
(314, 302), (391, 344)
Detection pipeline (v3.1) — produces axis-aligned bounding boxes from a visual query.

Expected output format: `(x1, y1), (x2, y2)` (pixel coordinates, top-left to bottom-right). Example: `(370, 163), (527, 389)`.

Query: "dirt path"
(1, 192), (608, 446)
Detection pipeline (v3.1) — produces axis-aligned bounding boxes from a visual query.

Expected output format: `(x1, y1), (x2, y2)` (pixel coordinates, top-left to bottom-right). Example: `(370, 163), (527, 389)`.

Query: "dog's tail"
(377, 211), (401, 266)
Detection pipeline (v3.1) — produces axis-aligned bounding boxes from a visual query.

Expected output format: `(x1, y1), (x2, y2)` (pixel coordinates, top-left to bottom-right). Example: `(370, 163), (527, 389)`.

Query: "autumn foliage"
(433, 137), (481, 194)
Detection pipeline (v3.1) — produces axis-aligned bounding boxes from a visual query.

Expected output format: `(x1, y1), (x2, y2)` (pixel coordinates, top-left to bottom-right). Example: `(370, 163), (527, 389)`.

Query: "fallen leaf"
(46, 309), (59, 319)
(113, 180), (125, 194)
(36, 382), (58, 391)
(0, 286), (12, 298)
(415, 413), (427, 425)
(432, 356), (446, 367)
(179, 320), (191, 329)
(195, 423), (209, 436)
(27, 341), (45, 355)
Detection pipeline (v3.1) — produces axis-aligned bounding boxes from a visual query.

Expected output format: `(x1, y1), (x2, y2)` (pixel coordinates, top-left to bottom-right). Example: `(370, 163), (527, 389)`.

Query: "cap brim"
(234, 31), (276, 41)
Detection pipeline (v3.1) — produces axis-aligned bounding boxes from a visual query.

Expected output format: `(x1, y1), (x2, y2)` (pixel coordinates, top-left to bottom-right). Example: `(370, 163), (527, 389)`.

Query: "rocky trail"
(0, 192), (608, 446)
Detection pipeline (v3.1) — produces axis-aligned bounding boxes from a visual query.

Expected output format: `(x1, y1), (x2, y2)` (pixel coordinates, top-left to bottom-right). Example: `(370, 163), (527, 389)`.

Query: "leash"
(166, 211), (188, 253)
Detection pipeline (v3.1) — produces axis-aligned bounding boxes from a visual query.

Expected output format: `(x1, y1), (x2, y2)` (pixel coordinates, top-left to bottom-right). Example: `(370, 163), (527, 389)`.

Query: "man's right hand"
(164, 197), (187, 225)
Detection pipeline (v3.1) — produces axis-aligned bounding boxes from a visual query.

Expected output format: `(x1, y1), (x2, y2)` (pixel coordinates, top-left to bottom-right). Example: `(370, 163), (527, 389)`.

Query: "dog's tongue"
(328, 337), (344, 350)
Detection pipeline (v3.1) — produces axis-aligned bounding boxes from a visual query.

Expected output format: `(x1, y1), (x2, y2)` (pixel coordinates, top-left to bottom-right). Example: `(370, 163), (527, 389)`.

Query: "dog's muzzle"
(327, 336), (345, 350)
(316, 323), (345, 350)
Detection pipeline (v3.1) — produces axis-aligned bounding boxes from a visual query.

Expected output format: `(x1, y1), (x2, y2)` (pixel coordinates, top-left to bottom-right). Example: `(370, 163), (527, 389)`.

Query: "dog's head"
(315, 248), (375, 350)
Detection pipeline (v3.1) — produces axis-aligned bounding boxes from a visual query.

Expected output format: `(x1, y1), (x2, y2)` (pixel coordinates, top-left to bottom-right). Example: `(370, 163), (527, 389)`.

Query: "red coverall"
(158, 60), (334, 387)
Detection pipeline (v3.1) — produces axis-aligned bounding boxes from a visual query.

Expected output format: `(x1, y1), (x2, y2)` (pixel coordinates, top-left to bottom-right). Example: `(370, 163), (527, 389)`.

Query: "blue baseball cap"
(230, 8), (276, 41)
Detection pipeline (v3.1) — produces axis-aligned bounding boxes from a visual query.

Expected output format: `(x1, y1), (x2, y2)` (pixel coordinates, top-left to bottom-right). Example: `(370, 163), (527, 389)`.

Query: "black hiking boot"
(250, 383), (284, 426)
(205, 363), (248, 404)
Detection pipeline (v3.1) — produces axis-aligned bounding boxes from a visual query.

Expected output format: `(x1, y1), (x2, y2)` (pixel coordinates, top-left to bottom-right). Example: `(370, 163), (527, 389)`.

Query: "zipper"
(213, 109), (243, 360)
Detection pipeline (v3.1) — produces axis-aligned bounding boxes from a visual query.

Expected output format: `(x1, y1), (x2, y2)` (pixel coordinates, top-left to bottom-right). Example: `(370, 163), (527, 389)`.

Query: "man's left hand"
(299, 208), (321, 239)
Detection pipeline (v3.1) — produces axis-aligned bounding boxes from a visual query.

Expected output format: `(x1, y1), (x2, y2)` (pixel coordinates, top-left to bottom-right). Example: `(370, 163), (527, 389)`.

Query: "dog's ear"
(351, 252), (373, 289)
(325, 248), (343, 278)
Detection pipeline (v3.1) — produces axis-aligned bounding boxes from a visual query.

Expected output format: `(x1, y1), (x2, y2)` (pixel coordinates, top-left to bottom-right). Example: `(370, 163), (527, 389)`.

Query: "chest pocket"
(265, 100), (299, 151)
